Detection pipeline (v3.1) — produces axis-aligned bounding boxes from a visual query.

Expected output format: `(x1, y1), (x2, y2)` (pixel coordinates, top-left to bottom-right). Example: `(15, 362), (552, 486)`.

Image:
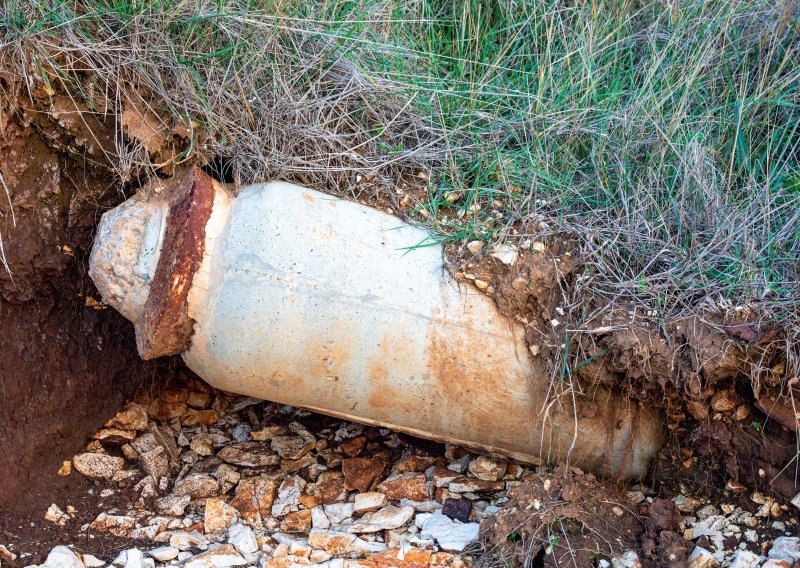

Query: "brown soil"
(479, 470), (689, 568)
(0, 82), (165, 512)
(446, 236), (799, 503)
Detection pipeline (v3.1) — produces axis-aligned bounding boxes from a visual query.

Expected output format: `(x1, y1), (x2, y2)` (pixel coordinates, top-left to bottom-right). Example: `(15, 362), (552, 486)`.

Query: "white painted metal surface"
(91, 180), (664, 477)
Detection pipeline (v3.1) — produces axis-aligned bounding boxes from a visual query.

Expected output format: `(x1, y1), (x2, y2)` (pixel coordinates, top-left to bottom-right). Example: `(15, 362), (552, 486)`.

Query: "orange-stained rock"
(353, 547), (454, 567)
(182, 409), (220, 426)
(281, 509), (312, 532)
(377, 473), (429, 501)
(105, 404), (149, 431)
(230, 475), (281, 522)
(204, 498), (238, 534)
(308, 471), (349, 504)
(342, 456), (389, 492)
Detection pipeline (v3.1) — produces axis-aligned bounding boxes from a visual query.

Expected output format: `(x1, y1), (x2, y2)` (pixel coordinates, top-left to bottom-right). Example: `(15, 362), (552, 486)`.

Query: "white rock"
(490, 243), (518, 265)
(769, 537), (800, 562)
(611, 552), (641, 568)
(45, 504), (69, 525)
(227, 524), (258, 555)
(353, 492), (387, 514)
(399, 499), (440, 513)
(80, 555), (105, 568)
(764, 560), (792, 568)
(155, 494), (190, 516)
(312, 506), (331, 530)
(419, 513), (479, 552)
(323, 503), (354, 524)
(169, 530), (209, 551)
(348, 506), (414, 533)
(790, 492), (800, 510)
(41, 546), (85, 568)
(111, 549), (146, 568)
(183, 545), (247, 568)
(688, 547), (718, 568)
(415, 513), (432, 529)
(148, 546), (179, 562)
(730, 550), (760, 568)
(271, 475), (306, 517)
(308, 529), (387, 557)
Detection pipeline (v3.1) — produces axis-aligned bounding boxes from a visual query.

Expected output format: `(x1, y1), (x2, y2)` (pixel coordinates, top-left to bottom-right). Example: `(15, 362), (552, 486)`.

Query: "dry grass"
(1, 0), (799, 373)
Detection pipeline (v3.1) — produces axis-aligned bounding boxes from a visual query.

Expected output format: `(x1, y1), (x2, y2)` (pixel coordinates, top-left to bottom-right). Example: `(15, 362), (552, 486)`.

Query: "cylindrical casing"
(90, 167), (663, 478)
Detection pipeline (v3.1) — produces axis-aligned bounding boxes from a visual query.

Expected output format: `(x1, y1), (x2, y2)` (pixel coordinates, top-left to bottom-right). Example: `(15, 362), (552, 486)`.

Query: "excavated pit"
(1, 81), (798, 564)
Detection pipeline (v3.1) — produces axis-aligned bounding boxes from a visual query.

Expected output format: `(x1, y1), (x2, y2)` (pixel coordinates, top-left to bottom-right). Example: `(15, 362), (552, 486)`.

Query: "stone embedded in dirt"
(90, 513), (137, 536)
(45, 503), (69, 525)
(169, 530), (209, 551)
(442, 498), (471, 523)
(348, 505), (414, 533)
(377, 473), (429, 501)
(40, 546), (85, 568)
(467, 456), (506, 481)
(710, 390), (738, 413)
(228, 523), (259, 555)
(155, 493), (190, 516)
(419, 513), (479, 552)
(204, 497), (239, 534)
(271, 435), (315, 460)
(688, 546), (718, 568)
(73, 452), (125, 479)
(354, 491), (387, 513)
(612, 551), (642, 568)
(0, 545), (17, 564)
(447, 477), (504, 494)
(272, 475), (306, 517)
(342, 456), (389, 492)
(308, 529), (388, 556)
(218, 442), (280, 467)
(490, 243), (518, 265)
(106, 404), (149, 431)
(183, 544), (247, 568)
(174, 473), (220, 498)
(230, 475), (281, 521)
(466, 240), (483, 254)
(769, 537), (800, 562)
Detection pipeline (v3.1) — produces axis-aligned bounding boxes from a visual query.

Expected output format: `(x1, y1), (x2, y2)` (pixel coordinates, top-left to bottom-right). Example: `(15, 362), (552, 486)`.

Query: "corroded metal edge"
(135, 166), (215, 359)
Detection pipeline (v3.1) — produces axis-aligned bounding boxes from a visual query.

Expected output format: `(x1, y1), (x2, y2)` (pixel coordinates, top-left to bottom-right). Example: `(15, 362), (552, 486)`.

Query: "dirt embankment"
(0, 83), (164, 511)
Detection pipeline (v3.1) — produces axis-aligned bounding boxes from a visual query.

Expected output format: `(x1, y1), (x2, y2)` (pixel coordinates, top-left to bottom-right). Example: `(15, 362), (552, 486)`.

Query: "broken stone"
(308, 471), (348, 504)
(90, 513), (137, 537)
(490, 243), (518, 265)
(148, 546), (179, 562)
(73, 453), (125, 479)
(729, 550), (759, 568)
(155, 494), (190, 516)
(442, 498), (471, 523)
(272, 475), (307, 517)
(231, 475), (281, 521)
(354, 492), (387, 514)
(110, 549), (147, 568)
(419, 513), (479, 552)
(341, 437), (367, 457)
(106, 404), (149, 431)
(45, 503), (69, 525)
(431, 467), (460, 488)
(342, 457), (388, 492)
(349, 505), (414, 533)
(308, 529), (388, 557)
(182, 409), (220, 427)
(218, 442), (280, 467)
(169, 530), (209, 551)
(447, 477), (504, 494)
(214, 463), (241, 494)
(204, 498), (239, 534)
(612, 551), (642, 568)
(190, 433), (214, 456)
(92, 428), (137, 445)
(271, 436), (315, 460)
(312, 506), (331, 529)
(281, 509), (313, 532)
(41, 546), (84, 568)
(393, 455), (437, 474)
(687, 547), (718, 568)
(467, 456), (506, 481)
(324, 502), (355, 524)
(183, 545), (246, 568)
(377, 473), (429, 501)
(81, 554), (105, 568)
(174, 473), (220, 498)
(187, 391), (212, 409)
(228, 524), (258, 555)
(769, 537), (800, 562)
(466, 241), (483, 254)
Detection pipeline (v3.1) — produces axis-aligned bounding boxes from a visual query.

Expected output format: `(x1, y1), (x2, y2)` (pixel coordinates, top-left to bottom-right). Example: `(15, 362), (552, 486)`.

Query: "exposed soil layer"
(0, 88), (162, 511)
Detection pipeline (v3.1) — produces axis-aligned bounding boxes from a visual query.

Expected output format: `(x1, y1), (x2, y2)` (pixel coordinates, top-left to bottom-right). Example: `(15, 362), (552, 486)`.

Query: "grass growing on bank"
(1, 0), (799, 335)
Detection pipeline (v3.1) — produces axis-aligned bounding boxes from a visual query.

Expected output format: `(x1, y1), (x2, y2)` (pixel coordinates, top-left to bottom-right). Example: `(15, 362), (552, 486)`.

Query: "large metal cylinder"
(90, 167), (663, 477)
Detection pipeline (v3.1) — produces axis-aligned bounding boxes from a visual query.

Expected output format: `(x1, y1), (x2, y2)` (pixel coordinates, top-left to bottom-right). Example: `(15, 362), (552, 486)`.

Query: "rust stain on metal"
(136, 166), (215, 359)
